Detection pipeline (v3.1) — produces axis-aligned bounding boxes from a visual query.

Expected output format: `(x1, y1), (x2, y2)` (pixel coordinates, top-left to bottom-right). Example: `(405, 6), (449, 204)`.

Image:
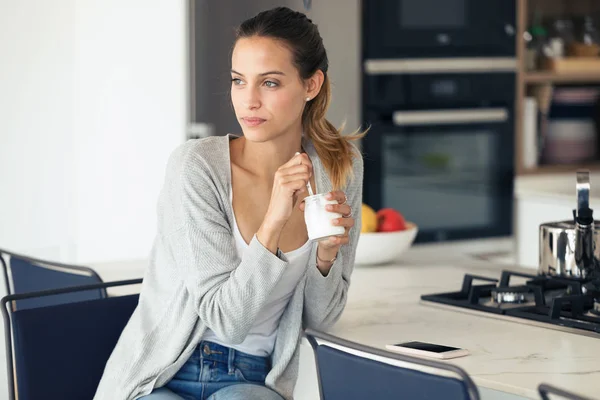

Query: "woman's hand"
(300, 190), (354, 273)
(264, 152), (313, 227)
(258, 152), (312, 253)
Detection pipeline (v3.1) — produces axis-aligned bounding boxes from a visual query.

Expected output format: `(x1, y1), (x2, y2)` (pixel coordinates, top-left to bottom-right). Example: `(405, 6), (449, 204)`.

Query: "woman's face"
(230, 36), (312, 143)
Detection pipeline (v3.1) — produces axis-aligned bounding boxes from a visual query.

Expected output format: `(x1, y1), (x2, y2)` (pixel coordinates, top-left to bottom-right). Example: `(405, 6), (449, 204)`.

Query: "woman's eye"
(264, 80), (278, 88)
(231, 78), (243, 85)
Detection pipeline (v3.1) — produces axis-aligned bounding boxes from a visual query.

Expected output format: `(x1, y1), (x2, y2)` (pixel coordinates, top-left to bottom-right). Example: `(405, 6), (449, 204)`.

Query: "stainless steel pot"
(538, 220), (600, 279)
(538, 170), (600, 279)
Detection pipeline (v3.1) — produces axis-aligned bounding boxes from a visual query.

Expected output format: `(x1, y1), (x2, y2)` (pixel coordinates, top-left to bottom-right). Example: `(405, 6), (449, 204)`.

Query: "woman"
(94, 6), (364, 400)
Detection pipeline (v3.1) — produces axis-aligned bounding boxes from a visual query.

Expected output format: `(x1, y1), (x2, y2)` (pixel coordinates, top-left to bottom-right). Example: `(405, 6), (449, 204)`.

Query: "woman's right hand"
(264, 152), (312, 228)
(258, 152), (312, 251)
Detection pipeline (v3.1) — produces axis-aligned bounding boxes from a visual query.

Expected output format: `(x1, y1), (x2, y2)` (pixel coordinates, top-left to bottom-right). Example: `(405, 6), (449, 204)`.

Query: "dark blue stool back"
(9, 256), (105, 309)
(316, 344), (470, 400)
(11, 293), (138, 400)
(306, 329), (479, 400)
(538, 383), (593, 400)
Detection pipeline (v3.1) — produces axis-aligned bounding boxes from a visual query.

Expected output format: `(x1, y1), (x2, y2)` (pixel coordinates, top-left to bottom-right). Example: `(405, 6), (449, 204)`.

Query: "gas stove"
(421, 270), (600, 337)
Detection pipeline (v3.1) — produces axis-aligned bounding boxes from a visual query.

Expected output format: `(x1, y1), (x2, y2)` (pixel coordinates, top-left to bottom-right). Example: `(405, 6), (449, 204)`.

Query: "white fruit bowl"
(354, 222), (418, 266)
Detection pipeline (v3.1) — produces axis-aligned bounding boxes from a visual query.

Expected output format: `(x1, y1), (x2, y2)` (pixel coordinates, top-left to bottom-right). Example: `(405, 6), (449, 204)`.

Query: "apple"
(376, 208), (406, 232)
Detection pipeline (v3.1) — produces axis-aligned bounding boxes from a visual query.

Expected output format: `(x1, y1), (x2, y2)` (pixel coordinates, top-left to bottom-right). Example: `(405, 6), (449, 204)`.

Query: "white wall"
(0, 0), (187, 264)
(0, 0), (77, 261)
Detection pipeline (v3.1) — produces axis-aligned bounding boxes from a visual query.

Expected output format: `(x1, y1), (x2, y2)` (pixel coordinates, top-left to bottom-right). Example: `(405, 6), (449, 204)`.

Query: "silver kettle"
(538, 171), (600, 279)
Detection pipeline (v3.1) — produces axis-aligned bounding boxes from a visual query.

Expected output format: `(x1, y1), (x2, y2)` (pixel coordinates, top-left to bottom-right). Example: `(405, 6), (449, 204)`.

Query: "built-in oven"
(362, 72), (515, 243)
(363, 0), (516, 60)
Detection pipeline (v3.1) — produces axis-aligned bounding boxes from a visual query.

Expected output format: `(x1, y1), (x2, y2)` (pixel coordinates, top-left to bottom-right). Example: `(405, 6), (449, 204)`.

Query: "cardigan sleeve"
(302, 148), (363, 330)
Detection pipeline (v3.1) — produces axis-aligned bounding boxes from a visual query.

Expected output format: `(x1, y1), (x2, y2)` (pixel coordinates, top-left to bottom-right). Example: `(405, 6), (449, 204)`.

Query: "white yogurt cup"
(304, 193), (345, 241)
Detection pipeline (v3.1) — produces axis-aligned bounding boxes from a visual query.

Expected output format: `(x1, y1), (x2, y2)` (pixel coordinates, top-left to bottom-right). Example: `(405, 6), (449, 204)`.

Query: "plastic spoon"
(295, 152), (314, 196)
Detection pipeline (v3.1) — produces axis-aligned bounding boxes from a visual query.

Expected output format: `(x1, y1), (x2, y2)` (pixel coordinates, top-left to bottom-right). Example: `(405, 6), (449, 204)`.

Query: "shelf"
(519, 162), (600, 176)
(524, 71), (600, 84)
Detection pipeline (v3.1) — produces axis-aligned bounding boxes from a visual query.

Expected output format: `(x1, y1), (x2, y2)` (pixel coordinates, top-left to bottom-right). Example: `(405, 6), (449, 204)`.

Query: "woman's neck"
(234, 131), (304, 179)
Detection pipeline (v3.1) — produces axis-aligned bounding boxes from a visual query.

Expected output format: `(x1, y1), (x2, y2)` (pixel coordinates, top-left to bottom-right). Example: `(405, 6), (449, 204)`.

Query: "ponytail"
(303, 75), (367, 189)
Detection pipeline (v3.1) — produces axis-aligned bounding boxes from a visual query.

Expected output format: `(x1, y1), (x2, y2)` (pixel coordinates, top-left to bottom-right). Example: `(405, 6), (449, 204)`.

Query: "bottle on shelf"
(525, 24), (547, 71)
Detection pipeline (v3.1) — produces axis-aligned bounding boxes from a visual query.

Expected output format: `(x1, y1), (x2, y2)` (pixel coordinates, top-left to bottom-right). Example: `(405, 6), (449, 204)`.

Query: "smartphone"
(385, 341), (469, 359)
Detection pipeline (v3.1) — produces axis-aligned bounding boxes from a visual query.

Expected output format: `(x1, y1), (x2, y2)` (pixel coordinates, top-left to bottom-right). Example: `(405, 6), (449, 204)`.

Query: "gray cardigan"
(94, 134), (363, 400)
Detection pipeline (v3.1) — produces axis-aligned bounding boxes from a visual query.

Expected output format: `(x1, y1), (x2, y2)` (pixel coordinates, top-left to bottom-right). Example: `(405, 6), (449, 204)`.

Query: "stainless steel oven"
(362, 72), (515, 243)
(363, 0), (516, 59)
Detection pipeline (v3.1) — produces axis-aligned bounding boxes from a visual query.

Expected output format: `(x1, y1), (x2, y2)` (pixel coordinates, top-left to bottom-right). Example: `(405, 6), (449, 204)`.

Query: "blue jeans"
(141, 341), (284, 400)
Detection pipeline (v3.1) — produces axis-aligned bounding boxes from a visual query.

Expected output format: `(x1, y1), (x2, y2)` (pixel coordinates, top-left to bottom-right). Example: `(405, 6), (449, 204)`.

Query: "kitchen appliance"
(539, 171), (600, 279)
(363, 0), (516, 60)
(362, 71), (515, 242)
(361, 0), (517, 243)
(421, 269), (600, 337)
(421, 170), (600, 338)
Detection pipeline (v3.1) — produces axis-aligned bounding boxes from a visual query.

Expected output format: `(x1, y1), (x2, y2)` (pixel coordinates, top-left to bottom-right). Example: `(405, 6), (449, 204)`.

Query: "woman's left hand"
(299, 190), (354, 252)
(320, 191), (354, 250)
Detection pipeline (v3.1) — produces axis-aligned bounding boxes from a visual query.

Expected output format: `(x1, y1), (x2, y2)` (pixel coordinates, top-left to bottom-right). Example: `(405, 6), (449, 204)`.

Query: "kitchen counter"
(90, 238), (598, 400)
(294, 241), (599, 400)
(515, 173), (600, 203)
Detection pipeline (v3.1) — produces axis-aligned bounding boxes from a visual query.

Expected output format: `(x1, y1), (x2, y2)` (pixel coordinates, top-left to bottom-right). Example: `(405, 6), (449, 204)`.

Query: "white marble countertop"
(515, 173), (600, 204)
(326, 242), (599, 400)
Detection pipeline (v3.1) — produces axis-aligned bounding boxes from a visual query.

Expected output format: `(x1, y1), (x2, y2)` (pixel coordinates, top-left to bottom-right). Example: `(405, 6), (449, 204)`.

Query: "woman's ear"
(305, 70), (325, 100)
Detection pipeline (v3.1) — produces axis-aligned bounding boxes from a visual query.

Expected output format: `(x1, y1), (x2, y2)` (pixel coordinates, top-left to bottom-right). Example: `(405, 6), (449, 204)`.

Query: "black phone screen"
(394, 341), (461, 353)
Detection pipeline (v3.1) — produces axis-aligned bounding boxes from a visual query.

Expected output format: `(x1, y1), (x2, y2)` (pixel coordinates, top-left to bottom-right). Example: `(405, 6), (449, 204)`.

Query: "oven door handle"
(392, 108), (508, 126)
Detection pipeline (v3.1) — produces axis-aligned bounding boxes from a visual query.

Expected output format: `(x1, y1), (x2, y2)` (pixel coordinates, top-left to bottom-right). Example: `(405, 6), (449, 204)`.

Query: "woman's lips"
(242, 117), (266, 127)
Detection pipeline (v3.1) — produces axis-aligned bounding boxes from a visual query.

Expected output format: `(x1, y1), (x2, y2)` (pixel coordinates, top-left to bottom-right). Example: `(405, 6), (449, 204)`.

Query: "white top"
(201, 187), (312, 356)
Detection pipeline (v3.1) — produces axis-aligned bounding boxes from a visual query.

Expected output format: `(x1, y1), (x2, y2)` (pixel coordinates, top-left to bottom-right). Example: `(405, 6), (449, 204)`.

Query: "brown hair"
(235, 6), (367, 189)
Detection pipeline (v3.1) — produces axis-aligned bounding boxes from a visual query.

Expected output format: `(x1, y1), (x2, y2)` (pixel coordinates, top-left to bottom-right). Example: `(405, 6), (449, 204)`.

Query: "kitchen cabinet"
(515, 0), (600, 176)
